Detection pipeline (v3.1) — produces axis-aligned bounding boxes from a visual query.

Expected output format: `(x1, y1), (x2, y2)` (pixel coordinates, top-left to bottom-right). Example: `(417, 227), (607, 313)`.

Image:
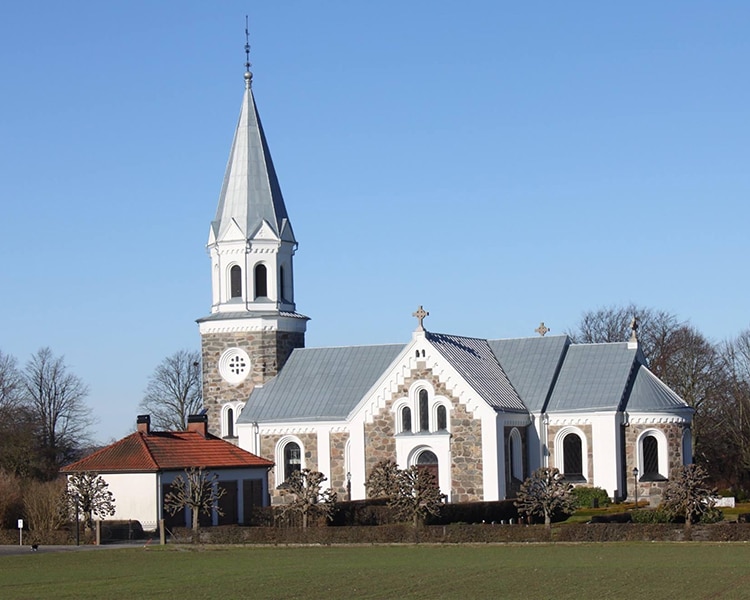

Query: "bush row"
(168, 522), (750, 545)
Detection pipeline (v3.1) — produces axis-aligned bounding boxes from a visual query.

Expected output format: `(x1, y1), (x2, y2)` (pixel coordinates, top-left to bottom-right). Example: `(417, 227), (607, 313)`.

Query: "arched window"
(230, 265), (242, 298)
(418, 389), (429, 432)
(226, 408), (234, 438)
(279, 266), (286, 301)
(436, 405), (447, 431)
(401, 406), (412, 433)
(508, 428), (523, 481)
(563, 433), (584, 481)
(283, 441), (301, 482)
(254, 264), (268, 299)
(642, 435), (659, 478)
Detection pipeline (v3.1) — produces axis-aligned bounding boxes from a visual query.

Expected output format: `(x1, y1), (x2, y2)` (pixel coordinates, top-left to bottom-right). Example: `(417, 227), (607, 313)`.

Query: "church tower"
(198, 44), (307, 437)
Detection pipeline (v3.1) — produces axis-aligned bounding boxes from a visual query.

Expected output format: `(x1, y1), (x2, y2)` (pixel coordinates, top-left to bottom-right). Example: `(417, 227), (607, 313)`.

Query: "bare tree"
(22, 348), (92, 476)
(365, 460), (445, 527)
(66, 472), (116, 532)
(0, 350), (22, 416)
(390, 466), (445, 527)
(0, 470), (22, 528)
(140, 350), (202, 431)
(365, 459), (401, 499)
(662, 464), (717, 530)
(567, 304), (682, 363)
(515, 467), (576, 528)
(279, 468), (337, 528)
(23, 478), (69, 532)
(164, 467), (225, 542)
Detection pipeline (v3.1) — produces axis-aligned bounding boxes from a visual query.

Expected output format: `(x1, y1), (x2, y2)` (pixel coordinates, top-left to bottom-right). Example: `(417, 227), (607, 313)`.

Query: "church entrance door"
(416, 450), (439, 486)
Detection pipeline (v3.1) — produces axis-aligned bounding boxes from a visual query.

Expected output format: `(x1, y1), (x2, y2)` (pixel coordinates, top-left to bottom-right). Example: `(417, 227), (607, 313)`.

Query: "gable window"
(254, 264), (268, 298)
(401, 406), (412, 433)
(230, 265), (242, 298)
(562, 433), (584, 482)
(436, 405), (447, 431)
(418, 389), (429, 432)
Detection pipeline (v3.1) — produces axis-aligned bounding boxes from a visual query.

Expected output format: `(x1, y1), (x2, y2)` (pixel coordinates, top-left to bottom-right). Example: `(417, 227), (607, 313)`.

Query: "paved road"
(0, 542), (147, 557)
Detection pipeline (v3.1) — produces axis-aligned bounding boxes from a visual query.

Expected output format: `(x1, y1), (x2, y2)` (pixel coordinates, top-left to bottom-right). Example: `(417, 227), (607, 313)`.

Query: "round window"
(218, 348), (251, 384)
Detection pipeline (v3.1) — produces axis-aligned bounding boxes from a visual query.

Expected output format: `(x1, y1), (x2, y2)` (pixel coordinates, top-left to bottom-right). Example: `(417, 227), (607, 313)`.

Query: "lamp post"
(632, 467), (639, 509)
(346, 472), (352, 502)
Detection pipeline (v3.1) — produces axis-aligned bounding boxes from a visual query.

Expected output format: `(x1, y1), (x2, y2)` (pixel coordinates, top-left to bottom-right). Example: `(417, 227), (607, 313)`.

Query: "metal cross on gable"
(413, 305), (429, 331)
(535, 322), (550, 337)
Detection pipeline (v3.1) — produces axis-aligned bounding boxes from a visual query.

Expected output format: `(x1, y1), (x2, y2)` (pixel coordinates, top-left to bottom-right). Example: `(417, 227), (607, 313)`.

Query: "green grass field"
(2, 543), (750, 599)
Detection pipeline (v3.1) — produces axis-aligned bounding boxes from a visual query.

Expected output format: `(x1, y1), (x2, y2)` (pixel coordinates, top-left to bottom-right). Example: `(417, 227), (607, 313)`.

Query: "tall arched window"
(283, 441), (301, 483)
(418, 389), (429, 432)
(401, 406), (412, 433)
(226, 408), (234, 438)
(279, 266), (286, 301)
(436, 405), (447, 431)
(254, 264), (268, 299)
(642, 435), (659, 478)
(230, 265), (242, 298)
(563, 433), (584, 481)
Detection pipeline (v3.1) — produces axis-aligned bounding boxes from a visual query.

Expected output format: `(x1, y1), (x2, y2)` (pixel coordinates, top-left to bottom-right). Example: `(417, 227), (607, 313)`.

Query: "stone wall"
(625, 422), (686, 506)
(363, 363), (484, 502)
(201, 330), (304, 435)
(329, 432), (350, 497)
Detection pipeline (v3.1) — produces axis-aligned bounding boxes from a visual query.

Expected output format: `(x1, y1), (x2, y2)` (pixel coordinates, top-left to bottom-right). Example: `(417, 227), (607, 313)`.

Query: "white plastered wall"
(98, 473), (159, 531)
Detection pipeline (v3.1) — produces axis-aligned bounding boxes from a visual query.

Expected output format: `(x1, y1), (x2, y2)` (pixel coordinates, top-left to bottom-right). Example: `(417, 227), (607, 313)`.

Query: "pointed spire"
(210, 26), (294, 245)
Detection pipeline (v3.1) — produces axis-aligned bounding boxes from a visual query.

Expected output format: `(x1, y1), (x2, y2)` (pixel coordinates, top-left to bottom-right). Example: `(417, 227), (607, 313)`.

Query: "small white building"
(61, 415), (272, 531)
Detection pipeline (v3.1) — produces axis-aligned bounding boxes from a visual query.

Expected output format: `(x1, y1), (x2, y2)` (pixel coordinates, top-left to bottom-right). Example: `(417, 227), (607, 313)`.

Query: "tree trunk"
(191, 507), (200, 543)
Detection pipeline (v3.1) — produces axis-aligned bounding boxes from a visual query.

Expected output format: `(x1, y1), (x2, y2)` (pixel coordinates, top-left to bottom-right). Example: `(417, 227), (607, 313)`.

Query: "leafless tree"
(164, 467), (225, 542)
(22, 348), (92, 475)
(566, 304), (682, 363)
(662, 464), (717, 530)
(0, 350), (22, 416)
(23, 478), (69, 531)
(0, 470), (22, 528)
(365, 459), (401, 499)
(279, 468), (337, 528)
(515, 467), (576, 528)
(66, 472), (116, 532)
(365, 460), (445, 527)
(140, 350), (202, 431)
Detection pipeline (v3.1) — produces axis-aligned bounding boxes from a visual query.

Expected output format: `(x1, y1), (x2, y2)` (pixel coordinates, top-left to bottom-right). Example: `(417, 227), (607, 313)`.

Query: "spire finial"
(535, 322), (550, 337)
(244, 15), (253, 88)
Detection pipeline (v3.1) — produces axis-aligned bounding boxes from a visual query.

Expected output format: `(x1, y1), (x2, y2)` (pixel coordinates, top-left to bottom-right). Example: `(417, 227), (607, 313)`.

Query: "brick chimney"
(187, 413), (208, 437)
(136, 414), (151, 434)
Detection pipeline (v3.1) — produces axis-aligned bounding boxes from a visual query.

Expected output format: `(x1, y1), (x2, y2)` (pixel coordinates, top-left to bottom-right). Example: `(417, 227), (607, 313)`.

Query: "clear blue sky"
(1, 2), (748, 443)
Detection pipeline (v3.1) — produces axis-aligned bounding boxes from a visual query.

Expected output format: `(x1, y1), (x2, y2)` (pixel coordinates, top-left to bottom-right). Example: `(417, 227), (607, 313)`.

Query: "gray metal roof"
(237, 344), (405, 423)
(427, 332), (527, 413)
(626, 365), (690, 412)
(487, 336), (569, 412)
(211, 82), (296, 244)
(546, 343), (637, 413)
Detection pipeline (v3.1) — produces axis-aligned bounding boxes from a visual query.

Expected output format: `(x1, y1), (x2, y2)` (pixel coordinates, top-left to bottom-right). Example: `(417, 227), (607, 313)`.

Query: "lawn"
(2, 543), (750, 599)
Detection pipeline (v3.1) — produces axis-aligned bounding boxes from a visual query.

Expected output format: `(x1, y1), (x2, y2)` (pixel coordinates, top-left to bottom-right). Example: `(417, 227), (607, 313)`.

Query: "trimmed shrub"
(429, 500), (519, 525)
(630, 509), (671, 523)
(571, 486), (611, 509)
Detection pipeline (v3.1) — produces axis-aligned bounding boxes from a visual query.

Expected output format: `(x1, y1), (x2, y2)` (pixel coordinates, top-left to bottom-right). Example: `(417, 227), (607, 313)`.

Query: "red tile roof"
(61, 431), (273, 473)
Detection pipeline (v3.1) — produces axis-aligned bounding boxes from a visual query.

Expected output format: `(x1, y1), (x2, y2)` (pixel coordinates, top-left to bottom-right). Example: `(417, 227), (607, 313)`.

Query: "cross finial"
(535, 322), (550, 337)
(412, 305), (429, 331)
(244, 16), (253, 88)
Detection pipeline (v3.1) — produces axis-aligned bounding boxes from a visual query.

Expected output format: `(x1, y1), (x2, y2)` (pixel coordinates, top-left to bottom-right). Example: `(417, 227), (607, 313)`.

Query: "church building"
(198, 53), (693, 507)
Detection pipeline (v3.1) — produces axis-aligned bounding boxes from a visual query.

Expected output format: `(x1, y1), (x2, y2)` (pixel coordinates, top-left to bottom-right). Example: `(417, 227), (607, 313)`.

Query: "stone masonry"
(625, 422), (686, 506)
(201, 329), (304, 435)
(364, 364), (484, 502)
